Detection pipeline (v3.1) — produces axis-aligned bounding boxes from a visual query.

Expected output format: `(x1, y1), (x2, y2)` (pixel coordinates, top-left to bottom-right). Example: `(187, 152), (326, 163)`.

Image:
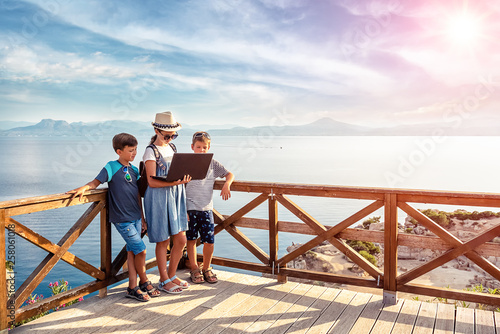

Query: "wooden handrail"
(3, 181), (500, 330)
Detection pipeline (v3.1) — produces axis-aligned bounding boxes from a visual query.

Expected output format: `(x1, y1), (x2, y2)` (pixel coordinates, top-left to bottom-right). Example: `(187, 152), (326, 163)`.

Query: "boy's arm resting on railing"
(66, 179), (102, 201)
(220, 172), (235, 201)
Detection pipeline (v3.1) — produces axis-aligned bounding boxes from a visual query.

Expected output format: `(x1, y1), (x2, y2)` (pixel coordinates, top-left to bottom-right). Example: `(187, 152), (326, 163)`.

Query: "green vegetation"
(5, 260), (14, 271)
(411, 284), (500, 312)
(346, 240), (380, 266)
(358, 251), (377, 266)
(361, 216), (381, 230)
(12, 280), (84, 329)
(408, 209), (500, 228)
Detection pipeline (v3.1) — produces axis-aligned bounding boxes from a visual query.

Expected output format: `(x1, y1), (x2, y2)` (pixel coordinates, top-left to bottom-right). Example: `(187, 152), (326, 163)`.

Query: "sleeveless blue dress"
(143, 147), (188, 243)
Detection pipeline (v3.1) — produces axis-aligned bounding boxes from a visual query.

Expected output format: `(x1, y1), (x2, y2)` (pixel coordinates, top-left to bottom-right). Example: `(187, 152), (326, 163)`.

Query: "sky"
(0, 0), (499, 128)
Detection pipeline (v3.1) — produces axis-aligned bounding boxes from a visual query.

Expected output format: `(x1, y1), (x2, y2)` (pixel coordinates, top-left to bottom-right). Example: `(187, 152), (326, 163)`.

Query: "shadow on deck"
(11, 269), (499, 334)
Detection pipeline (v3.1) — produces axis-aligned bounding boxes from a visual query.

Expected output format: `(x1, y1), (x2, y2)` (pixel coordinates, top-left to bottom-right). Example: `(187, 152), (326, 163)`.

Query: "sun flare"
(446, 13), (482, 45)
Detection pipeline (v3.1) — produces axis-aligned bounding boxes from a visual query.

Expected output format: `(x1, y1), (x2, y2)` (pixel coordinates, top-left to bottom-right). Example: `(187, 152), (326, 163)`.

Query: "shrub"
(359, 251), (377, 266)
(362, 216), (381, 230)
(346, 240), (380, 255)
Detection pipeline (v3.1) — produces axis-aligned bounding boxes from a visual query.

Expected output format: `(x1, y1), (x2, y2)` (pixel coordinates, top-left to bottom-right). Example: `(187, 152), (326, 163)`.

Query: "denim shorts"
(113, 219), (146, 255)
(186, 210), (215, 244)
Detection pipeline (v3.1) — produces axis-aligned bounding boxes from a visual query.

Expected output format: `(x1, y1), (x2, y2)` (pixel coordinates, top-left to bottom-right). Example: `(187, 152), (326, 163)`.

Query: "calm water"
(2, 135), (500, 300)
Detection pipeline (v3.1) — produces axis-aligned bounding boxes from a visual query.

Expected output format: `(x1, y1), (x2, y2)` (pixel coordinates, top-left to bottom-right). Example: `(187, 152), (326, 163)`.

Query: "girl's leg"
(156, 238), (182, 292)
(168, 232), (187, 281)
(156, 239), (170, 282)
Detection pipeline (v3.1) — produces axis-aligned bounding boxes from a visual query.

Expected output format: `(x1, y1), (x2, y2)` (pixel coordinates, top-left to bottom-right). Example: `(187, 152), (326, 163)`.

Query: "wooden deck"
(12, 269), (500, 334)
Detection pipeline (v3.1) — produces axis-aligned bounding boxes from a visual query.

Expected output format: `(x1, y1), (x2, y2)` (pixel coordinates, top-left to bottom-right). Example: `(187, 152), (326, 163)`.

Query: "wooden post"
(99, 204), (111, 298)
(269, 194), (285, 283)
(1, 209), (10, 331)
(383, 193), (398, 305)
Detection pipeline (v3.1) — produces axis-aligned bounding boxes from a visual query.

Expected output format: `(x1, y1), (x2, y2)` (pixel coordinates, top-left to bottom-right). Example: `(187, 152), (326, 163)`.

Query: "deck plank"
(369, 298), (404, 334)
(306, 289), (357, 334)
(433, 303), (455, 334)
(284, 287), (341, 334)
(348, 294), (384, 334)
(495, 311), (500, 334)
(244, 282), (312, 334)
(476, 309), (496, 334)
(200, 276), (290, 334)
(262, 285), (327, 334)
(455, 307), (475, 334)
(328, 292), (373, 333)
(412, 301), (437, 334)
(220, 280), (299, 334)
(391, 299), (421, 334)
(10, 270), (500, 334)
(174, 274), (267, 334)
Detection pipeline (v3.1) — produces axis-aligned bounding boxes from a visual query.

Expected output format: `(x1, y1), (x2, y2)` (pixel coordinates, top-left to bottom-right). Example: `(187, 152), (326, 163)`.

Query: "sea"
(2, 134), (500, 302)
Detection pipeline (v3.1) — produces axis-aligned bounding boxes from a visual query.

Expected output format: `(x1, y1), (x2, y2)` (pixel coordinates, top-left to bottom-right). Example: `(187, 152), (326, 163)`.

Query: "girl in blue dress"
(143, 111), (191, 294)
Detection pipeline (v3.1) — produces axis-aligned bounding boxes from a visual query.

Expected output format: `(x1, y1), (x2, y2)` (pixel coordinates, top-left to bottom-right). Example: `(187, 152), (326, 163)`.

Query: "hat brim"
(152, 122), (182, 131)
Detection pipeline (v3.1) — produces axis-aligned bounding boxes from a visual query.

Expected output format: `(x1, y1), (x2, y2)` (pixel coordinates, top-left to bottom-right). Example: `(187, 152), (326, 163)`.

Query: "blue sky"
(1, 0), (499, 128)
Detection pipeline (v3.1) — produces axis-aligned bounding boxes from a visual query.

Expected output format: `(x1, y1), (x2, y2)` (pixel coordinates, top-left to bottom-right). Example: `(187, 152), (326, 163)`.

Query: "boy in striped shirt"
(185, 131), (234, 284)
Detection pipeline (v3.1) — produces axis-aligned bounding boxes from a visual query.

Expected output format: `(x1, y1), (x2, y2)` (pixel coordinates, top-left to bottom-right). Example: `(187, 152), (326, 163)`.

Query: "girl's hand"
(174, 174), (192, 185)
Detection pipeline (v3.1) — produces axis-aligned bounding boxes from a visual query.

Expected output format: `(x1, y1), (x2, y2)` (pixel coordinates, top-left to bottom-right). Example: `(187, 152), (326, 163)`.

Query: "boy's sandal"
(171, 275), (190, 289)
(126, 286), (150, 302)
(158, 278), (183, 294)
(190, 268), (204, 284)
(139, 280), (160, 297)
(203, 267), (218, 284)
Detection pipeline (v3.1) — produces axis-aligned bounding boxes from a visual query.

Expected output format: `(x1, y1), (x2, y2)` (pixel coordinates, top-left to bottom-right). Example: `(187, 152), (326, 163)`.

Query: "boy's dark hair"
(112, 133), (138, 152)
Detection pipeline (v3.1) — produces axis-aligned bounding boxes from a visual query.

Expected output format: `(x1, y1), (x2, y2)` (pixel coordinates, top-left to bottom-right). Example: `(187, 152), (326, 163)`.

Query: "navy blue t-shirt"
(96, 161), (142, 223)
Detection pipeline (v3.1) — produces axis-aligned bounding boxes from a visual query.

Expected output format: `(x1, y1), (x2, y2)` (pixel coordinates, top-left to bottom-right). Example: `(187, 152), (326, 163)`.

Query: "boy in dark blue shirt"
(67, 133), (159, 301)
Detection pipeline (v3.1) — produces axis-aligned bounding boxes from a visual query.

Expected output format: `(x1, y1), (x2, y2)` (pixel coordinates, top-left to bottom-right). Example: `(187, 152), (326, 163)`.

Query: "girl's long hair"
(149, 134), (157, 145)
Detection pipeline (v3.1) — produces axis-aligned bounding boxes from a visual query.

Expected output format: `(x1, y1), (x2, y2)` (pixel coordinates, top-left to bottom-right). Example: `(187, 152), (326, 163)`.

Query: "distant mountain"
(0, 121), (36, 130)
(0, 117), (497, 137)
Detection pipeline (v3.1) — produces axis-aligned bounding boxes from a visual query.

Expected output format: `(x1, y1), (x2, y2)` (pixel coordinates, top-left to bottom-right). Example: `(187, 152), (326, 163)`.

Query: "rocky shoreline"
(286, 210), (500, 292)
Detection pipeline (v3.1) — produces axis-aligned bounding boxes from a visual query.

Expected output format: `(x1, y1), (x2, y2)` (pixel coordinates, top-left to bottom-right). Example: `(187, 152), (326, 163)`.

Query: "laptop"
(151, 153), (213, 182)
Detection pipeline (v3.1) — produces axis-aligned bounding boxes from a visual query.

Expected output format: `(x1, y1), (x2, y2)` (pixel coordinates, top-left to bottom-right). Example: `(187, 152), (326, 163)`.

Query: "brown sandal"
(190, 268), (204, 284)
(203, 267), (218, 284)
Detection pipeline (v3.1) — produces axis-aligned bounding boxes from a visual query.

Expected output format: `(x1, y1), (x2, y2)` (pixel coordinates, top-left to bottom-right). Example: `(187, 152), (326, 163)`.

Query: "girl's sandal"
(190, 268), (204, 284)
(158, 278), (183, 294)
(139, 280), (160, 297)
(126, 286), (150, 302)
(171, 275), (190, 289)
(203, 267), (218, 284)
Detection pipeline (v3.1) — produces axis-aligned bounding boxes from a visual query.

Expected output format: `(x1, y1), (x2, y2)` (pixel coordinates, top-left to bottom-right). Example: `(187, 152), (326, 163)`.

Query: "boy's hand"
(66, 179), (100, 201)
(221, 183), (231, 201)
(66, 185), (89, 201)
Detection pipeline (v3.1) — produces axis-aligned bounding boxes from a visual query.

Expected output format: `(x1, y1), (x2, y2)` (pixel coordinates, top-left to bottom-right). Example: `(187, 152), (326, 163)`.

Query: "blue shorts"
(113, 219), (146, 255)
(186, 210), (215, 244)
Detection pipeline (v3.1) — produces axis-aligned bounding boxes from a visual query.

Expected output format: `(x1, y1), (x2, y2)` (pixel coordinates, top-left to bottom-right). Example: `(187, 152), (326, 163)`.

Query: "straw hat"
(151, 111), (182, 131)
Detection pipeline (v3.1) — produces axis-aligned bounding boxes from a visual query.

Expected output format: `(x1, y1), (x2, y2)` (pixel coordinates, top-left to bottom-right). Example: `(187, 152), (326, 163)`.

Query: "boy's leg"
(127, 251), (138, 289)
(135, 250), (147, 284)
(186, 211), (200, 270)
(113, 220), (147, 287)
(201, 211), (217, 283)
(200, 210), (215, 269)
(187, 240), (199, 270)
(203, 243), (214, 269)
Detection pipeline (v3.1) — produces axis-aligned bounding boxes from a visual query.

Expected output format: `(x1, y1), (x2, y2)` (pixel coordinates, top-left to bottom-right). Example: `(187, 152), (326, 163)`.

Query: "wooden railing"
(3, 181), (500, 329)
(0, 190), (159, 330)
(209, 181), (500, 306)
